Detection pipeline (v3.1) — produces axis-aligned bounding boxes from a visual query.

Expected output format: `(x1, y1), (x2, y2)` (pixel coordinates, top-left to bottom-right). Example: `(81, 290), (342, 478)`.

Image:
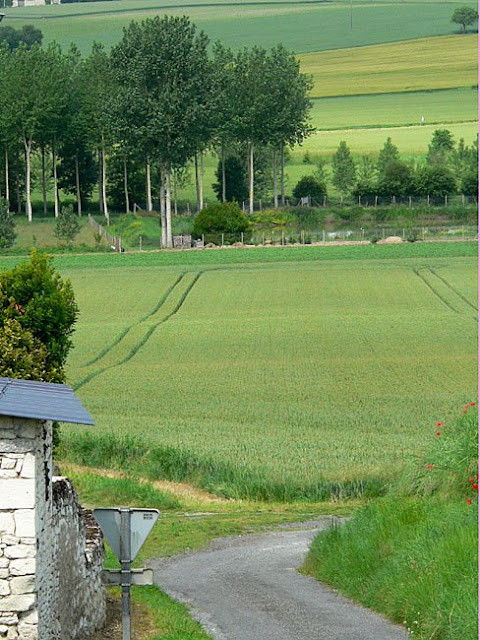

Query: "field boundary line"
(428, 268), (478, 312)
(412, 268), (459, 314)
(82, 272), (186, 367)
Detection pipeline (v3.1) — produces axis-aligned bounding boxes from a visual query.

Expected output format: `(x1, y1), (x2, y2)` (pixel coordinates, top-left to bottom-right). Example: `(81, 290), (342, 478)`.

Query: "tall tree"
(377, 137), (400, 175)
(451, 6), (478, 32)
(427, 129), (455, 165)
(331, 141), (356, 199)
(111, 16), (213, 247)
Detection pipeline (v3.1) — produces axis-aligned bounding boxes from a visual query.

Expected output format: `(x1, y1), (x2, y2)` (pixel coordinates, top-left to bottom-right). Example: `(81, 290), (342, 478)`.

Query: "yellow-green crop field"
(50, 243), (478, 500)
(299, 35), (478, 98)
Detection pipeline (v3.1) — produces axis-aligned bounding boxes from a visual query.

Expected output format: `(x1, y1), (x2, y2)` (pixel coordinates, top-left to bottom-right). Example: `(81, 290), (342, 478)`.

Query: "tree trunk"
(52, 137), (59, 218)
(75, 153), (82, 217)
(5, 148), (9, 206)
(165, 164), (173, 248)
(249, 142), (254, 214)
(160, 167), (167, 248)
(124, 157), (130, 213)
(101, 137), (109, 225)
(98, 148), (104, 214)
(15, 148), (21, 214)
(24, 138), (32, 222)
(199, 152), (204, 211)
(146, 156), (152, 211)
(194, 153), (200, 212)
(221, 146), (226, 203)
(41, 143), (47, 216)
(272, 147), (278, 208)
(280, 145), (285, 205)
(173, 169), (178, 216)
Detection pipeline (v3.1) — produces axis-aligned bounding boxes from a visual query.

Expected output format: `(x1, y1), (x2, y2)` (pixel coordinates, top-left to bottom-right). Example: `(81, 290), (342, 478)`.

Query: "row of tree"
(0, 16), (312, 247)
(294, 132), (478, 203)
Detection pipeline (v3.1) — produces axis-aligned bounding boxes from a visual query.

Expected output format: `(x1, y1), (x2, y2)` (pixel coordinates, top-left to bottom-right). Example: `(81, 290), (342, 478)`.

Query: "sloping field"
(299, 35), (478, 97)
(58, 246), (477, 499)
(310, 88), (478, 130)
(3, 0), (471, 54)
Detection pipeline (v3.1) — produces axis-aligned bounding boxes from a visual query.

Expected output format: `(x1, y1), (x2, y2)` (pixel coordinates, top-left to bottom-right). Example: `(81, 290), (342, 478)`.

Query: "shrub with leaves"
(292, 175), (327, 202)
(193, 202), (250, 236)
(0, 198), (16, 249)
(54, 204), (80, 246)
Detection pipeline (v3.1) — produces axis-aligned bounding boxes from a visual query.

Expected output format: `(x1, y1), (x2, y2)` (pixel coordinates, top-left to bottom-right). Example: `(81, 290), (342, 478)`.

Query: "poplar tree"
(331, 141), (356, 199)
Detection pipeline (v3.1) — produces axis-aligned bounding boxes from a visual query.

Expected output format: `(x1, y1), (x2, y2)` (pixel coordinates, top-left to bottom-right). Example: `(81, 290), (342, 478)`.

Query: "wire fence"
(88, 215), (123, 252)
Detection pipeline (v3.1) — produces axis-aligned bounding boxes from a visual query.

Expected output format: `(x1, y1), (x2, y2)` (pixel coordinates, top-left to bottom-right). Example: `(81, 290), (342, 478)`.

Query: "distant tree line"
(0, 16), (312, 247)
(294, 131), (478, 204)
(0, 24), (42, 50)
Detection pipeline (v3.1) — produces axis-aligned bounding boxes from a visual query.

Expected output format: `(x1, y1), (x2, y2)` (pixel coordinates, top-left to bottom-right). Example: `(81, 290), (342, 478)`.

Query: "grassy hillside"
(31, 244), (476, 500)
(299, 35), (478, 98)
(3, 0), (475, 54)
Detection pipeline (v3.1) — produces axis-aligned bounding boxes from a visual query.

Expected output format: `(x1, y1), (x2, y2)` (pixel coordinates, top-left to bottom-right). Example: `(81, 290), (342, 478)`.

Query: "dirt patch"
(87, 594), (156, 640)
(62, 462), (229, 504)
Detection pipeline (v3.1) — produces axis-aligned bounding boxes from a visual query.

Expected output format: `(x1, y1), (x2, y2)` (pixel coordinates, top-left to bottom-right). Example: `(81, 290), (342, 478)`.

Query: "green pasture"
(52, 244), (478, 499)
(299, 35), (478, 97)
(3, 0), (473, 55)
(309, 88), (478, 131)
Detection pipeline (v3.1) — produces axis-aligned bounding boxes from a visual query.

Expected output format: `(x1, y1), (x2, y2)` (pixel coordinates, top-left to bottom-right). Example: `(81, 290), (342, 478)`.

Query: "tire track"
(412, 268), (459, 314)
(74, 272), (202, 391)
(429, 268), (478, 312)
(83, 273), (185, 367)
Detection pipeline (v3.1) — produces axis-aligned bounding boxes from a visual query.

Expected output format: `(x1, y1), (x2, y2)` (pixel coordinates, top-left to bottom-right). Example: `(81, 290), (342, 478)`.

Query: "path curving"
(149, 518), (408, 640)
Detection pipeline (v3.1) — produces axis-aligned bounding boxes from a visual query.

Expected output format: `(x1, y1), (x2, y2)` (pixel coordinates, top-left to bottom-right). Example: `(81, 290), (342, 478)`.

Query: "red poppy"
(468, 478), (474, 483)
(436, 432), (441, 436)
(473, 485), (478, 491)
(436, 421), (444, 427)
(466, 498), (472, 505)
(427, 464), (434, 469)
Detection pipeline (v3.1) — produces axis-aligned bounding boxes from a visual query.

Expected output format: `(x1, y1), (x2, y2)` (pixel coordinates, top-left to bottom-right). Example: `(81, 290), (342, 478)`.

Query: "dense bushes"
(292, 175), (326, 202)
(193, 202), (250, 236)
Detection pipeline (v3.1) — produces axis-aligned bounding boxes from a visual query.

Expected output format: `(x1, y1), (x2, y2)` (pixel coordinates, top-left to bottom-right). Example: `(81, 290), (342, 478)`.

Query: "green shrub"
(0, 198), (16, 249)
(292, 175), (327, 202)
(193, 202), (250, 236)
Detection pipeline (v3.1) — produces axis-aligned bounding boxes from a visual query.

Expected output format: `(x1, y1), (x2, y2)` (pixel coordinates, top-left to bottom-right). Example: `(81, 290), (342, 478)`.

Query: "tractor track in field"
(74, 271), (202, 391)
(412, 268), (459, 314)
(428, 268), (478, 315)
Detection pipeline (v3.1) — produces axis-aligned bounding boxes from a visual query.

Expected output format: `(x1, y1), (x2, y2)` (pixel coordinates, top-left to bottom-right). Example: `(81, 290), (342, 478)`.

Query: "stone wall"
(0, 416), (106, 639)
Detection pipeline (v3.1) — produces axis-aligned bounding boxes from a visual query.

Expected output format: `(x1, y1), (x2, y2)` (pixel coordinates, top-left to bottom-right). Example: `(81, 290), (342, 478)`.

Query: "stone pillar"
(0, 415), (48, 639)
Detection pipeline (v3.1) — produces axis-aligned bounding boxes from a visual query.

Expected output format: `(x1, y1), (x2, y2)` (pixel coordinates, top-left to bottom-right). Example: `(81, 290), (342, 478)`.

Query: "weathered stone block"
(16, 424), (37, 440)
(19, 454), (34, 480)
(16, 621), (37, 639)
(20, 610), (37, 624)
(0, 472), (17, 480)
(0, 460), (16, 471)
(0, 559), (9, 568)
(0, 594), (35, 612)
(0, 515), (14, 537)
(0, 614), (17, 624)
(14, 512), (34, 539)
(9, 559), (35, 576)
(4, 546), (35, 560)
(0, 480), (35, 509)
(1, 537), (18, 547)
(0, 441), (32, 455)
(6, 627), (18, 639)
(10, 576), (35, 595)
(0, 571), (8, 579)
(0, 580), (10, 596)
(0, 431), (15, 440)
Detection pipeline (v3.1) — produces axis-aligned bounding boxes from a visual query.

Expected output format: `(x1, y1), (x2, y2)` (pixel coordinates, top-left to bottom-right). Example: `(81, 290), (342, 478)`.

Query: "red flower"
(427, 464), (434, 470)
(468, 478), (474, 483)
(435, 432), (441, 436)
(436, 421), (444, 427)
(473, 485), (478, 491)
(466, 498), (472, 505)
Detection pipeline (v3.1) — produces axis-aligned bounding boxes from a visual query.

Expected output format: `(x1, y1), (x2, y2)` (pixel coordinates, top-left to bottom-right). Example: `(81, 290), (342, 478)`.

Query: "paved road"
(150, 517), (408, 640)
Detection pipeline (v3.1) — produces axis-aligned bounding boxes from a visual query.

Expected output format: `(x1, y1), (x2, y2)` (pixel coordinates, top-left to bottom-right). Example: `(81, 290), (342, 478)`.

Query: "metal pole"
(120, 509), (131, 640)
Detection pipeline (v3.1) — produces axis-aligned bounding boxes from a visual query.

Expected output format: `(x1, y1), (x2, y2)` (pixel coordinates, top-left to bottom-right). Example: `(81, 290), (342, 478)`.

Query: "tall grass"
(303, 407), (478, 639)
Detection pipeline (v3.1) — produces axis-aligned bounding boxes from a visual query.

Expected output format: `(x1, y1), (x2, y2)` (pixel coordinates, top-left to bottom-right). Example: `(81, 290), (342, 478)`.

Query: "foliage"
(213, 156), (248, 203)
(377, 137), (399, 175)
(427, 128), (455, 165)
(54, 205), (80, 246)
(193, 202), (250, 235)
(460, 169), (478, 196)
(414, 164), (457, 197)
(0, 251), (78, 381)
(0, 198), (16, 250)
(352, 156), (378, 199)
(451, 6), (478, 33)
(331, 141), (356, 196)
(0, 318), (51, 381)
(377, 159), (414, 198)
(292, 175), (326, 201)
(0, 24), (42, 50)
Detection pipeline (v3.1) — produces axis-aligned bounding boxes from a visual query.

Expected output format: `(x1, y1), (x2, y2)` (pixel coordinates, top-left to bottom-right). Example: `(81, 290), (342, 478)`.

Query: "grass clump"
(303, 405), (478, 639)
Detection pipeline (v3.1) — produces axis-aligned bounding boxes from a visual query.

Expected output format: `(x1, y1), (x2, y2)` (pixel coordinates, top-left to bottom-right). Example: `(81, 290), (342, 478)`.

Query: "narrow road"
(149, 518), (408, 640)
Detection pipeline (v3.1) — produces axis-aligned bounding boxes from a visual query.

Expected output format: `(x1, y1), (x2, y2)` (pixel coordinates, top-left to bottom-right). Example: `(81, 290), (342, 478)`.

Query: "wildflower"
(468, 477), (474, 483)
(427, 464), (434, 470)
(466, 498), (472, 505)
(436, 421), (444, 427)
(462, 409), (467, 414)
(472, 485), (478, 491)
(435, 431), (441, 436)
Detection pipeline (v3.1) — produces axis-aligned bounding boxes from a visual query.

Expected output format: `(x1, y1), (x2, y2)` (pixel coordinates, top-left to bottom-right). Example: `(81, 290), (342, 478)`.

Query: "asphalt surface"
(150, 517), (409, 640)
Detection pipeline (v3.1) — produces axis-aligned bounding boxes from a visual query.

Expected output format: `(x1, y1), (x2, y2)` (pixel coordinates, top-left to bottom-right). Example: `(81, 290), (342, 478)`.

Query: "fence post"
(259, 199), (262, 211)
(281, 230), (284, 245)
(221, 233), (224, 247)
(422, 227), (426, 241)
(187, 201), (190, 216)
(462, 226), (464, 240)
(139, 236), (142, 251)
(382, 228), (385, 239)
(445, 195), (448, 207)
(322, 230), (326, 242)
(462, 194), (465, 207)
(402, 228), (405, 240)
(241, 232), (244, 245)
(392, 195), (396, 205)
(409, 196), (412, 209)
(202, 234), (205, 246)
(427, 194), (430, 207)
(375, 195), (378, 207)
(242, 202), (245, 212)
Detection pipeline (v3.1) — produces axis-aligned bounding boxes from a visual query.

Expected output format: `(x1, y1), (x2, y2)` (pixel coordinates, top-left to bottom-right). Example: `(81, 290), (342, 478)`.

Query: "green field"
(34, 243), (475, 499)
(300, 35), (477, 97)
(3, 0), (475, 54)
(309, 88), (478, 131)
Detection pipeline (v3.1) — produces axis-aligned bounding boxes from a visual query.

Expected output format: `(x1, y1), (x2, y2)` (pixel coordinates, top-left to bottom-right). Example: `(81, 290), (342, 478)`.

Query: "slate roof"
(0, 377), (94, 425)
